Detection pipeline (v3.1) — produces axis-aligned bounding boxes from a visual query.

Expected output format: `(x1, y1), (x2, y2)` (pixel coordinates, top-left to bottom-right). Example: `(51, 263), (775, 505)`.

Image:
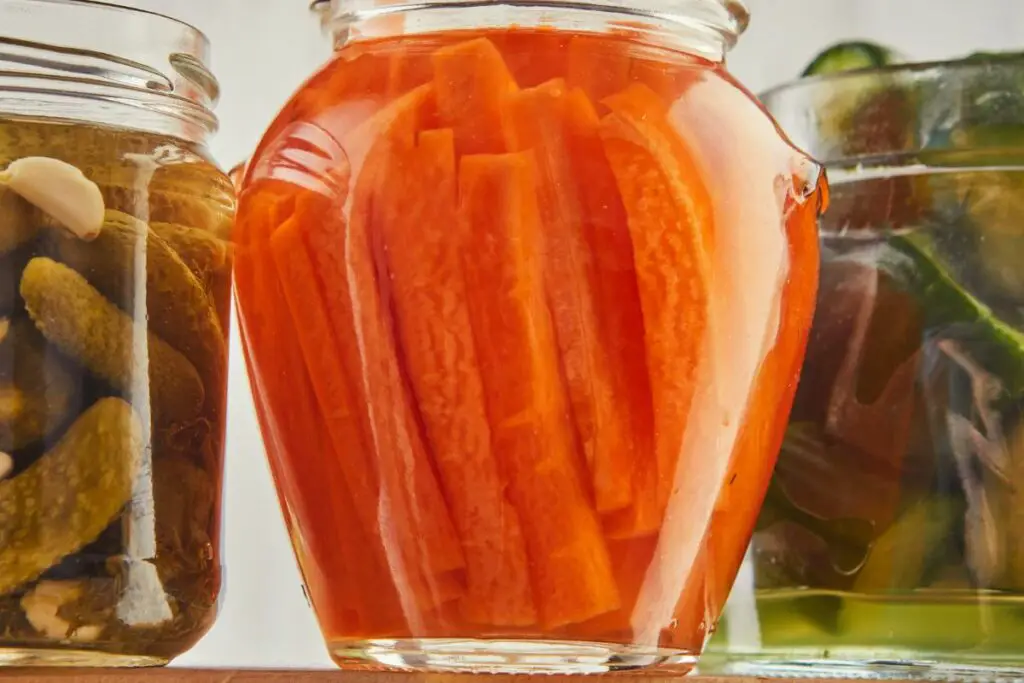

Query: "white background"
(95, 0), (1022, 669)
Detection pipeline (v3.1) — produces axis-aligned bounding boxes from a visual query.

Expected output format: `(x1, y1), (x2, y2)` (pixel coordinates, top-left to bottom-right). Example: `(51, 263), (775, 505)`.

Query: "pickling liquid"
(705, 166), (1024, 677)
(234, 27), (827, 673)
(0, 117), (233, 665)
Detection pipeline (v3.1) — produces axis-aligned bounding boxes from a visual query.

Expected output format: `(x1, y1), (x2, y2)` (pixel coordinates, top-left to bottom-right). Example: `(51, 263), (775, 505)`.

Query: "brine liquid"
(235, 26), (825, 671)
(0, 117), (233, 664)
(705, 166), (1024, 676)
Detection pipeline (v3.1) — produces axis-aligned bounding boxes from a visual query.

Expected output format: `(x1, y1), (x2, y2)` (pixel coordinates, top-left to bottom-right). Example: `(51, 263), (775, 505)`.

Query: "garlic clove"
(0, 157), (105, 240)
(0, 452), (11, 480)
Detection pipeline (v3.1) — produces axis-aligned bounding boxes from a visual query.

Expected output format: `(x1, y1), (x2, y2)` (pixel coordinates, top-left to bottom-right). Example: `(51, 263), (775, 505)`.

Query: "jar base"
(328, 638), (696, 674)
(700, 651), (1024, 681)
(0, 647), (168, 668)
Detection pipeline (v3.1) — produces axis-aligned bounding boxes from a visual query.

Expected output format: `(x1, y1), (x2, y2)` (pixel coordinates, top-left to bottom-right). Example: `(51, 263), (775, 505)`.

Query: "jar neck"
(0, 0), (219, 146)
(311, 0), (749, 63)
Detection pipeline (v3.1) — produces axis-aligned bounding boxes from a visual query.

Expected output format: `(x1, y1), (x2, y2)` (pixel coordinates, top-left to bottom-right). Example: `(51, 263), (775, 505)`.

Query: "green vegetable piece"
(0, 319), (79, 451)
(47, 210), (226, 393)
(880, 235), (1024, 393)
(0, 397), (142, 596)
(97, 172), (234, 242)
(852, 497), (961, 593)
(802, 41), (903, 77)
(150, 221), (230, 288)
(20, 257), (204, 427)
(0, 186), (38, 256)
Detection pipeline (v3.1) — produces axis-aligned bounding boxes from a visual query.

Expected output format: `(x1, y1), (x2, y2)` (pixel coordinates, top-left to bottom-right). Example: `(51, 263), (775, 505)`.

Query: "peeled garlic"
(0, 452), (11, 481)
(0, 157), (105, 240)
(21, 580), (81, 640)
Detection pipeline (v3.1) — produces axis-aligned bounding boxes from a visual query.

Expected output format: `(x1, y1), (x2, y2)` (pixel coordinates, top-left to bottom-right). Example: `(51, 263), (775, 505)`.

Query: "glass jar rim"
(309, 0), (750, 56)
(0, 0), (221, 142)
(761, 53), (1024, 169)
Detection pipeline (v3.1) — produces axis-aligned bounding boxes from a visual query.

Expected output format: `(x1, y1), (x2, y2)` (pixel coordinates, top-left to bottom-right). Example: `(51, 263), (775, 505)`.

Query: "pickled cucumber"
(20, 257), (204, 427)
(0, 319), (79, 451)
(150, 221), (229, 286)
(852, 497), (961, 593)
(47, 210), (226, 391)
(0, 186), (37, 255)
(100, 184), (233, 242)
(0, 398), (142, 596)
(801, 41), (903, 77)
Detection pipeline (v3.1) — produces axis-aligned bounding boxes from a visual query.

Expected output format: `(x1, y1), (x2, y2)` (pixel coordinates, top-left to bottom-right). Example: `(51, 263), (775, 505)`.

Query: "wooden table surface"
(0, 672), (884, 682)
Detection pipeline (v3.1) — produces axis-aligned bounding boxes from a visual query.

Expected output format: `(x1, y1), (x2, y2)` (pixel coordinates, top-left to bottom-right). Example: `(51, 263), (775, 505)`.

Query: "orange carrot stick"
(599, 83), (714, 534)
(269, 206), (380, 540)
(560, 87), (656, 536)
(504, 78), (635, 515)
(237, 184), (407, 636)
(376, 126), (537, 627)
(268, 200), (428, 634)
(432, 37), (519, 155)
(301, 94), (466, 618)
(458, 151), (620, 628)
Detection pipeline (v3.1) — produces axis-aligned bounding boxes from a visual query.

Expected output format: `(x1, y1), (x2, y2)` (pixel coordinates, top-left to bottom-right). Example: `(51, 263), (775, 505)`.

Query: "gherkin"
(150, 221), (229, 285)
(20, 257), (204, 428)
(47, 210), (226, 393)
(100, 184), (233, 242)
(0, 319), (79, 451)
(0, 398), (142, 596)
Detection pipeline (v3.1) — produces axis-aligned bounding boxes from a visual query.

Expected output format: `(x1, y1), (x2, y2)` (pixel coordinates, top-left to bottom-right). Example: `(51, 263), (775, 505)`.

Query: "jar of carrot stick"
(234, 0), (827, 673)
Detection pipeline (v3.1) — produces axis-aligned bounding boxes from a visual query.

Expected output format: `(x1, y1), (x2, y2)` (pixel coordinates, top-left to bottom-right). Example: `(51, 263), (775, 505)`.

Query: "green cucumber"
(802, 41), (903, 77)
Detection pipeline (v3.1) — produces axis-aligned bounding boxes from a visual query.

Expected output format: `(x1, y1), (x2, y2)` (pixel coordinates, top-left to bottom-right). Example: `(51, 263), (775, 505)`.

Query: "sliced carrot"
(598, 83), (714, 533)
(376, 127), (537, 627)
(458, 151), (620, 629)
(503, 78), (633, 515)
(302, 94), (466, 618)
(342, 83), (436, 183)
(269, 208), (380, 543)
(566, 33), (633, 105)
(237, 183), (407, 637)
(565, 89), (655, 540)
(562, 86), (656, 530)
(432, 37), (519, 155)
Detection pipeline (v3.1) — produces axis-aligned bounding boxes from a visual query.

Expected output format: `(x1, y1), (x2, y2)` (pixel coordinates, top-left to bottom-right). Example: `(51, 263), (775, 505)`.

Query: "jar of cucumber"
(0, 0), (232, 666)
(704, 41), (1024, 679)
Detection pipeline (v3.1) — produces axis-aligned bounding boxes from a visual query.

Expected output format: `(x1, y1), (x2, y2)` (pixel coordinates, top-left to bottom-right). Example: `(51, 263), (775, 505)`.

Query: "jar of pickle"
(0, 0), (233, 666)
(234, 0), (827, 673)
(704, 42), (1024, 679)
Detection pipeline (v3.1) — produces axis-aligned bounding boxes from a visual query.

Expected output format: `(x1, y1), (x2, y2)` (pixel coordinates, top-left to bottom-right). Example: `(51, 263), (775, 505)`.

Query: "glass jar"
(703, 53), (1024, 679)
(234, 0), (827, 673)
(0, 0), (232, 667)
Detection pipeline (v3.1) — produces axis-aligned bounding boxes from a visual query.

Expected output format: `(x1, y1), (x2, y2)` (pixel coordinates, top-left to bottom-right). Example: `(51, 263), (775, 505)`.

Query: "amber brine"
(234, 0), (826, 673)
